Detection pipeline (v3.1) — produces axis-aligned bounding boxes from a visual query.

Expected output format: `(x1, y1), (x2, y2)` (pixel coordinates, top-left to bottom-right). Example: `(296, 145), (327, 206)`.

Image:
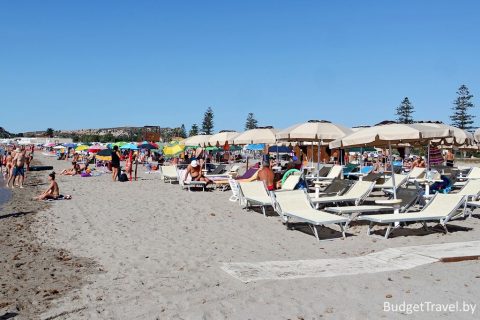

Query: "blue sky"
(1, 0), (479, 133)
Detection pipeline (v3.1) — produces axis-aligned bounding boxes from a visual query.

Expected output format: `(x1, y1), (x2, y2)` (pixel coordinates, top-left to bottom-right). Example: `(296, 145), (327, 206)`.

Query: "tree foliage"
(450, 84), (475, 131)
(201, 107), (214, 134)
(245, 112), (258, 130)
(179, 124), (187, 138)
(46, 128), (54, 137)
(395, 97), (414, 124)
(189, 124), (199, 136)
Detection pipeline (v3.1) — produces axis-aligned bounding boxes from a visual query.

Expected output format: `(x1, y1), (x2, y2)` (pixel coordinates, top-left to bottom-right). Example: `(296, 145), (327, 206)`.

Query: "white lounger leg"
(261, 206), (266, 217)
(339, 223), (346, 239)
(312, 225), (320, 241)
(384, 223), (393, 239)
(367, 222), (374, 235)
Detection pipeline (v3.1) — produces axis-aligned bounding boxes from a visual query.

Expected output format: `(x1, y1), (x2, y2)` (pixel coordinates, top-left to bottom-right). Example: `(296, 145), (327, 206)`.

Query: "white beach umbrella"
(418, 122), (474, 146)
(329, 123), (451, 149)
(230, 127), (278, 145)
(329, 123), (451, 199)
(276, 120), (353, 169)
(276, 120), (353, 141)
(181, 134), (212, 147)
(474, 128), (480, 143)
(207, 131), (240, 146)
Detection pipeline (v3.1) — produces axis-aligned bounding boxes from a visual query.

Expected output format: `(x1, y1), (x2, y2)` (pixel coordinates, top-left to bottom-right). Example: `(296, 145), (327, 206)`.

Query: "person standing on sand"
(111, 145), (121, 182)
(8, 147), (26, 188)
(446, 150), (455, 167)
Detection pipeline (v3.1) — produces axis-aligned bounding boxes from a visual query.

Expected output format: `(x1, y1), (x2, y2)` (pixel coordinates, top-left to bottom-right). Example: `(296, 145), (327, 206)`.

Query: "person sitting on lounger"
(184, 159), (211, 184)
(257, 161), (275, 191)
(34, 172), (59, 200)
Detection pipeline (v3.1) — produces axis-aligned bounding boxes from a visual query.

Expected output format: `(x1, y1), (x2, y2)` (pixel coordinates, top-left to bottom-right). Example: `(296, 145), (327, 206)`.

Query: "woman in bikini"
(35, 172), (60, 200)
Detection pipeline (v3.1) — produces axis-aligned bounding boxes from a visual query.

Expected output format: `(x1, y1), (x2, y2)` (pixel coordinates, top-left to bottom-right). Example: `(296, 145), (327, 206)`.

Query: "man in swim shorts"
(257, 161), (275, 191)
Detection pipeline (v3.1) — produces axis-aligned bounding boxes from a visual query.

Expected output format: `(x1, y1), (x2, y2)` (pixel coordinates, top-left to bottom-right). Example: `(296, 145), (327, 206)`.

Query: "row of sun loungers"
(161, 162), (480, 241)
(237, 173), (479, 240)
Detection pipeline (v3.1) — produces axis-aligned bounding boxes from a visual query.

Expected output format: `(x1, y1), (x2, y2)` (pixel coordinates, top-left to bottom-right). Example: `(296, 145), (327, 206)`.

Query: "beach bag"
(119, 173), (128, 182)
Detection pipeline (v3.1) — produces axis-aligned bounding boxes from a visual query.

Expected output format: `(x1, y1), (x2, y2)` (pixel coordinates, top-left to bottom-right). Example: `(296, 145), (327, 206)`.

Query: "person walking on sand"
(111, 145), (121, 182)
(34, 172), (59, 200)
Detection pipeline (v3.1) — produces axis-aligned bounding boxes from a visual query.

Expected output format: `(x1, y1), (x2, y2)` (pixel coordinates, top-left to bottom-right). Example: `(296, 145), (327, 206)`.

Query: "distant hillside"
(23, 125), (185, 142)
(0, 127), (13, 138)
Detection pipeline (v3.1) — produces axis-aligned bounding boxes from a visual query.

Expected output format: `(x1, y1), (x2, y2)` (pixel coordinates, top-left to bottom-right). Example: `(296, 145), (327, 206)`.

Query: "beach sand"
(0, 162), (100, 319)
(3, 154), (480, 319)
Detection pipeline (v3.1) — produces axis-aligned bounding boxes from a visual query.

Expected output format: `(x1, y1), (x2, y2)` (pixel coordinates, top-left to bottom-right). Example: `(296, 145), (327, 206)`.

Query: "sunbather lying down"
(60, 161), (80, 176)
(184, 160), (211, 185)
(34, 172), (62, 201)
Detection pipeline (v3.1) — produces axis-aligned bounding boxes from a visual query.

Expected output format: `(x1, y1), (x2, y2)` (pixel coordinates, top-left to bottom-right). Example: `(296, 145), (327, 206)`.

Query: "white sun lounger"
(160, 165), (178, 183)
(358, 193), (467, 238)
(177, 168), (207, 191)
(238, 181), (273, 217)
(454, 167), (480, 187)
(310, 181), (375, 207)
(407, 167), (425, 181)
(373, 174), (409, 191)
(275, 173), (302, 192)
(456, 179), (480, 199)
(313, 165), (343, 181)
(273, 190), (350, 240)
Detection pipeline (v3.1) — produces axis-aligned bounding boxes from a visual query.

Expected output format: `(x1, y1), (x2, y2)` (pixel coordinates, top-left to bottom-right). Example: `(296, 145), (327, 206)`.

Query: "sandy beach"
(0, 154), (478, 319)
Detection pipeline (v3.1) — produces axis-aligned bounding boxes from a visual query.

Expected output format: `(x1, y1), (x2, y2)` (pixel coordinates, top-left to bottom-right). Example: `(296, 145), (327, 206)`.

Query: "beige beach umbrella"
(329, 123), (451, 199)
(329, 123), (451, 149)
(474, 128), (480, 143)
(417, 122), (474, 146)
(276, 120), (353, 142)
(181, 134), (212, 147)
(276, 120), (353, 168)
(207, 131), (240, 147)
(230, 127), (278, 145)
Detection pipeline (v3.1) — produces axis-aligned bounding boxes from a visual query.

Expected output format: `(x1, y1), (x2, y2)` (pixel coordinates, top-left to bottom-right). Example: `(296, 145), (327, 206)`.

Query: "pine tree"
(450, 84), (475, 131)
(179, 124), (187, 138)
(395, 97), (414, 124)
(189, 124), (199, 136)
(244, 113), (258, 130)
(46, 128), (54, 137)
(201, 107), (214, 134)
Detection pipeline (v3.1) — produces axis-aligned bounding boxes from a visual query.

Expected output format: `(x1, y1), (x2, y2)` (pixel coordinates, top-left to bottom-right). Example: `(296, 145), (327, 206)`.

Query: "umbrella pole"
(427, 140), (431, 172)
(389, 142), (397, 200)
(317, 139), (321, 173)
(310, 141), (313, 168)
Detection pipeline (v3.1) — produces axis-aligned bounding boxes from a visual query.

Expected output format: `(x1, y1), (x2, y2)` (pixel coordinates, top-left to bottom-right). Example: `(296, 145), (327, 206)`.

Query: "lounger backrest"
(282, 174), (301, 190)
(360, 166), (373, 175)
(395, 187), (421, 212)
(327, 165), (343, 179)
(229, 165), (240, 172)
(211, 164), (226, 175)
(421, 193), (466, 218)
(408, 167), (425, 179)
(457, 179), (480, 196)
(239, 181), (270, 199)
(467, 167), (480, 179)
(177, 169), (191, 186)
(317, 166), (331, 177)
(274, 190), (312, 214)
(382, 174), (408, 188)
(362, 172), (382, 182)
(323, 178), (354, 195)
(344, 181), (375, 199)
(161, 165), (177, 178)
